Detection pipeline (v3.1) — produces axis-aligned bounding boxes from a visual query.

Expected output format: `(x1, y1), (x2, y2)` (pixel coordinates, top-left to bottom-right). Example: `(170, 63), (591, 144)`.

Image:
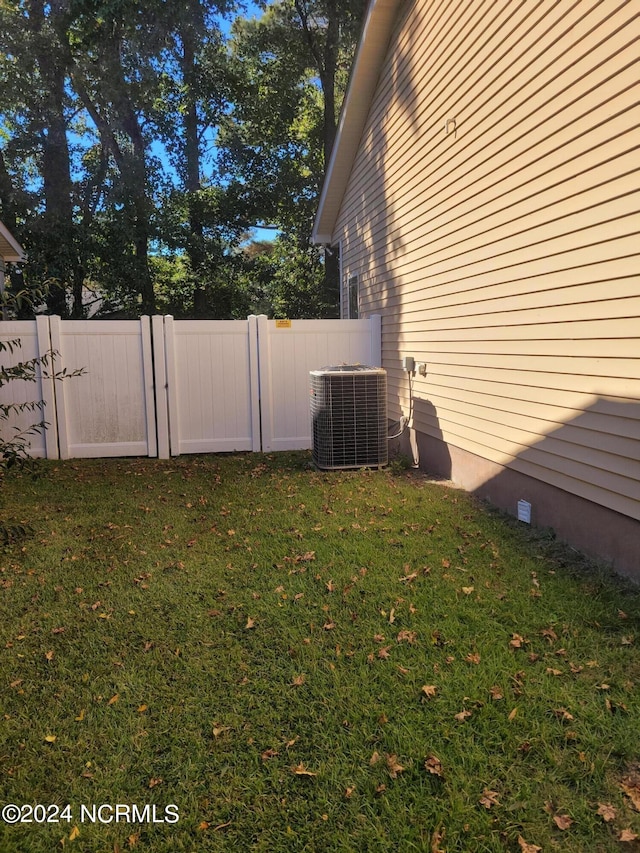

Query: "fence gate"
(0, 314), (382, 459)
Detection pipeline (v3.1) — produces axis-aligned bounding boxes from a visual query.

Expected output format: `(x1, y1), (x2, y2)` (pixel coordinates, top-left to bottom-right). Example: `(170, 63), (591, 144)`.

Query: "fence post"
(48, 315), (70, 460)
(163, 315), (180, 457)
(370, 314), (382, 367)
(152, 315), (170, 459)
(247, 315), (262, 452)
(140, 316), (157, 457)
(255, 314), (273, 452)
(36, 315), (59, 459)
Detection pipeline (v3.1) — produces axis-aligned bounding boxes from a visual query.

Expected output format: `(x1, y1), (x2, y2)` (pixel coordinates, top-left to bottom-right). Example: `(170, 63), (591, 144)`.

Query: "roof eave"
(0, 221), (26, 263)
(311, 0), (404, 245)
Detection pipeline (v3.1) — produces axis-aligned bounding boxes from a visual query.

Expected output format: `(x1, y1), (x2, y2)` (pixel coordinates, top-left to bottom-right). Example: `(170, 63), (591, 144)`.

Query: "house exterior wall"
(332, 0), (640, 575)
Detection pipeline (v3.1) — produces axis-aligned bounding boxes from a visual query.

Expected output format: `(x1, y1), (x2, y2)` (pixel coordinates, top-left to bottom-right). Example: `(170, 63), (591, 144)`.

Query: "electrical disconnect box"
(402, 356), (415, 372)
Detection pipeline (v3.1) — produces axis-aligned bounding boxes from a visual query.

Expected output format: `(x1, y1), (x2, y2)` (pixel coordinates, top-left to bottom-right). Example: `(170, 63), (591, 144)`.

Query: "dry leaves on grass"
(620, 763), (640, 811)
(596, 803), (617, 822)
(386, 754), (405, 778)
(396, 629), (417, 644)
(517, 837), (541, 853)
(291, 763), (317, 777)
(424, 755), (444, 777)
(620, 829), (639, 842)
(479, 788), (500, 809)
(553, 813), (573, 830)
(454, 709), (472, 722)
(421, 684), (437, 699)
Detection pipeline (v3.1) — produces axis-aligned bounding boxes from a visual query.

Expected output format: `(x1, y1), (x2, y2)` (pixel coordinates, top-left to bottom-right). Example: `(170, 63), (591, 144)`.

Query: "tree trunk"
(28, 0), (76, 316)
(182, 29), (208, 317)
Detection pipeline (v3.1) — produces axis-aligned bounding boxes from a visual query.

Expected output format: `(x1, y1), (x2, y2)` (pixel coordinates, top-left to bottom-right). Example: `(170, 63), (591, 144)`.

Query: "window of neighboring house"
(347, 274), (359, 319)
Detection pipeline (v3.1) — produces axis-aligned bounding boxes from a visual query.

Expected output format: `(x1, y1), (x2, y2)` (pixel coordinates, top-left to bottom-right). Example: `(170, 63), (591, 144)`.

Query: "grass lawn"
(0, 452), (639, 852)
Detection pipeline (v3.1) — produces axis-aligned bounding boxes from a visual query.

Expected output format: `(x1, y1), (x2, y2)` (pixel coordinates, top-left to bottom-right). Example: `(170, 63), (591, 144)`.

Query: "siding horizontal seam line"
(383, 357), (640, 380)
(350, 43), (639, 221)
(412, 396), (640, 447)
(373, 276), (638, 315)
(426, 418), (640, 486)
(365, 226), (639, 287)
(360, 142), (640, 254)
(376, 186), (640, 272)
(348, 100), (640, 245)
(351, 10), (639, 207)
(378, 0), (596, 178)
(366, 253), (639, 306)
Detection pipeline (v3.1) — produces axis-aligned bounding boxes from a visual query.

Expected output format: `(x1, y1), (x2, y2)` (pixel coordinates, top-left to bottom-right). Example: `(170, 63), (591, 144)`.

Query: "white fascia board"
(0, 220), (25, 263)
(311, 0), (404, 245)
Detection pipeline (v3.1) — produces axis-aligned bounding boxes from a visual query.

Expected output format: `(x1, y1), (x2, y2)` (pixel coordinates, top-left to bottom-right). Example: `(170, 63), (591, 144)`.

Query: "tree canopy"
(0, 0), (365, 319)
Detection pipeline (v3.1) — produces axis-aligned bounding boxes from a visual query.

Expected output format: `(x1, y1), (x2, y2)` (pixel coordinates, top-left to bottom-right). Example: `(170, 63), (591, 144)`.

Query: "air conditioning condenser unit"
(310, 365), (388, 470)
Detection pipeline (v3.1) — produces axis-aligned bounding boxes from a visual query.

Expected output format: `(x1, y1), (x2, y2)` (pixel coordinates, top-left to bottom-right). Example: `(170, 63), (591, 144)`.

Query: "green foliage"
(0, 291), (83, 549)
(0, 0), (365, 318)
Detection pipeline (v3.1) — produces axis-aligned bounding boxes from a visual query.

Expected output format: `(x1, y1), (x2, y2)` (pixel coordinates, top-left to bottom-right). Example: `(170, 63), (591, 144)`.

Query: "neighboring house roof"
(312, 0), (404, 244)
(0, 220), (25, 263)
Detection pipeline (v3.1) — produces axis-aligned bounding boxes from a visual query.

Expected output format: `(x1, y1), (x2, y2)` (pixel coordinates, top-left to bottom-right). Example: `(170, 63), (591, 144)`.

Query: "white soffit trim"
(0, 220), (25, 263)
(312, 0), (404, 245)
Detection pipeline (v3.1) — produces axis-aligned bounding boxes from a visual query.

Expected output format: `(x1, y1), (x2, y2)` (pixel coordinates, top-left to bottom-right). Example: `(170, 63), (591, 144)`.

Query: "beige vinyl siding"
(334, 0), (640, 521)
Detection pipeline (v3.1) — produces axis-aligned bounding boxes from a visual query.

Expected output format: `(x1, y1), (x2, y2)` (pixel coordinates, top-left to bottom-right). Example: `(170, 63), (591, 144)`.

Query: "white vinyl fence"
(0, 314), (381, 459)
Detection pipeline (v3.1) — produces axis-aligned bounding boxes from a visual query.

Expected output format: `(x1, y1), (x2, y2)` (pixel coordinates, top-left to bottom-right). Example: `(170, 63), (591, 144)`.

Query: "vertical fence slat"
(370, 314), (382, 367)
(255, 314), (273, 452)
(36, 315), (58, 459)
(152, 315), (170, 459)
(248, 315), (262, 452)
(140, 316), (157, 458)
(163, 315), (181, 457)
(49, 315), (70, 460)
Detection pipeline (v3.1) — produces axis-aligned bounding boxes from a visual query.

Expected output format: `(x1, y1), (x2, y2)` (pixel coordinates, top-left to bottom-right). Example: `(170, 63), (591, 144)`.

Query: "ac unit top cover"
(310, 365), (385, 375)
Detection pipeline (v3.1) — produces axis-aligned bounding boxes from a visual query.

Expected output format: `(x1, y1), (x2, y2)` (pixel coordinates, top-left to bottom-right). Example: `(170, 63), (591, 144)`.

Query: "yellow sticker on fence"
(275, 319), (291, 328)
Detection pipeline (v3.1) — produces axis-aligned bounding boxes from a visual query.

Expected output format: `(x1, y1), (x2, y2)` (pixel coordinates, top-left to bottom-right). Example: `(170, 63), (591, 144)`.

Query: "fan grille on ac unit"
(310, 365), (388, 470)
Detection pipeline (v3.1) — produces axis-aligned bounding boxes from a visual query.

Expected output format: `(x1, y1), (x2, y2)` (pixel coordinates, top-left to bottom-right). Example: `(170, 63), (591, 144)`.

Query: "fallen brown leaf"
(620, 829), (639, 842)
(431, 826), (445, 853)
(291, 674), (306, 686)
(510, 634), (525, 649)
(454, 709), (472, 722)
(424, 755), (444, 777)
(596, 802), (617, 822)
(489, 686), (504, 701)
(261, 748), (278, 761)
(212, 725), (231, 738)
(553, 813), (573, 830)
(148, 777), (162, 788)
(421, 684), (437, 699)
(369, 751), (381, 766)
(245, 617), (256, 629)
(291, 763), (316, 777)
(620, 763), (640, 810)
(553, 708), (574, 721)
(396, 629), (417, 644)
(461, 586), (474, 595)
(479, 788), (500, 809)
(465, 652), (481, 665)
(517, 836), (542, 853)
(386, 753), (404, 778)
